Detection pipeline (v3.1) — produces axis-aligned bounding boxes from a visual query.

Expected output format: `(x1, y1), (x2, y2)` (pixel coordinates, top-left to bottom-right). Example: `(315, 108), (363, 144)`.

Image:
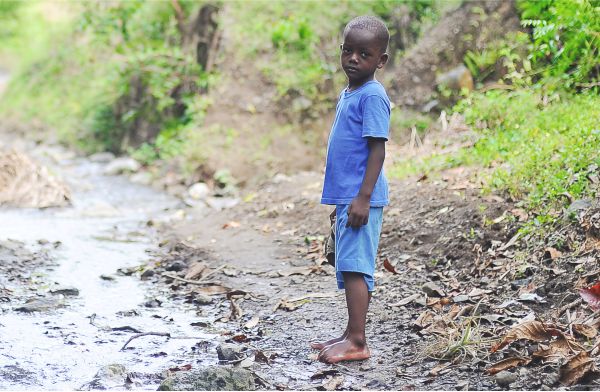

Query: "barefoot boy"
(313, 15), (390, 364)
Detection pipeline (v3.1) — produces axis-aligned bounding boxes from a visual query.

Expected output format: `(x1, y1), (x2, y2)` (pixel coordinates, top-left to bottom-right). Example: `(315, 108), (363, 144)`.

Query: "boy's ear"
(377, 52), (389, 69)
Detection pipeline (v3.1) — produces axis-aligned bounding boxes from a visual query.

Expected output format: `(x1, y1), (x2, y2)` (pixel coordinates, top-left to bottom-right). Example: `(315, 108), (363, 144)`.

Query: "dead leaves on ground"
(489, 320), (599, 386)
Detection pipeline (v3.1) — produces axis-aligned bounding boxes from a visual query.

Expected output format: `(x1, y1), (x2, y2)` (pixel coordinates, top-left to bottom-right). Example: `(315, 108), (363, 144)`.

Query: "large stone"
(216, 343), (244, 362)
(80, 363), (127, 390)
(495, 370), (517, 387)
(49, 286), (79, 296)
(158, 366), (254, 391)
(88, 152), (116, 163)
(104, 157), (140, 175)
(15, 297), (64, 313)
(187, 183), (210, 200)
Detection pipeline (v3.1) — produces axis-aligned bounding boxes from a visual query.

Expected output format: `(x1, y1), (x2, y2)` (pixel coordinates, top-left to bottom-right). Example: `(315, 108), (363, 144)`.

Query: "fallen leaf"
(491, 321), (564, 353)
(321, 375), (344, 391)
(383, 258), (399, 274)
(184, 262), (208, 280)
(468, 288), (491, 298)
(573, 323), (598, 339)
(192, 284), (230, 295)
(428, 362), (451, 377)
(559, 352), (598, 386)
(511, 208), (529, 221)
(231, 334), (249, 343)
(278, 266), (318, 277)
(244, 316), (260, 329)
(169, 364), (192, 372)
(544, 247), (563, 260)
(413, 310), (435, 329)
(222, 221), (241, 229)
(389, 293), (421, 307)
(486, 357), (531, 375)
(230, 298), (243, 320)
(311, 369), (339, 380)
(255, 350), (270, 364)
(580, 282), (600, 311)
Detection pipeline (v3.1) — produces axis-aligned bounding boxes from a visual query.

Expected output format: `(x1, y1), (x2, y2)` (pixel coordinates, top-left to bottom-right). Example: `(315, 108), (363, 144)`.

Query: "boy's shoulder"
(358, 81), (390, 102)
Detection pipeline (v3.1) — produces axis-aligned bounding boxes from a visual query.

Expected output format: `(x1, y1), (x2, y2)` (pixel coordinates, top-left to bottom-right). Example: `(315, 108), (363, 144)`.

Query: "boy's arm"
(347, 137), (385, 228)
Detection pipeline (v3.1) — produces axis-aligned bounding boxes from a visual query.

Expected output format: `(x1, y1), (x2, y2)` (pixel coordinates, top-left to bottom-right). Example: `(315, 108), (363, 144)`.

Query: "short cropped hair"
(343, 15), (390, 52)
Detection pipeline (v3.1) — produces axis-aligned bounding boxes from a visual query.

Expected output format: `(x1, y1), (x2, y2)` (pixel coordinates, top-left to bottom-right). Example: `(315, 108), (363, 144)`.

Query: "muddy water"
(0, 144), (214, 390)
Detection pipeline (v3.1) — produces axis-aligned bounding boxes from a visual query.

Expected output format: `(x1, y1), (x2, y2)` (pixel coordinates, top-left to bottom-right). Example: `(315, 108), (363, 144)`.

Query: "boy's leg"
(318, 272), (370, 364)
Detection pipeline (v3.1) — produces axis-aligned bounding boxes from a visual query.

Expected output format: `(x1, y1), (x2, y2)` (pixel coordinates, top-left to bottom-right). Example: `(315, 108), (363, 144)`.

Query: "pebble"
(422, 281), (445, 297)
(49, 286), (79, 296)
(194, 293), (213, 305)
(216, 343), (244, 361)
(495, 370), (517, 387)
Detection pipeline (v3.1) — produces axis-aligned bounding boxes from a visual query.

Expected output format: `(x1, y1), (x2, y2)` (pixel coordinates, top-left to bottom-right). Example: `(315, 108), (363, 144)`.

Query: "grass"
(391, 89), (600, 227)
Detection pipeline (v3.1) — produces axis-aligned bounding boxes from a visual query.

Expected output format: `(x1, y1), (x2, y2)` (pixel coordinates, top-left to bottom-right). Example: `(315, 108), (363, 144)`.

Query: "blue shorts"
(335, 204), (383, 292)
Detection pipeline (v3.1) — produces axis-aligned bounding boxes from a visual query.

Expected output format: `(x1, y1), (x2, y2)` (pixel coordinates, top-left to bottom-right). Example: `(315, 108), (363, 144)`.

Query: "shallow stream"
(0, 141), (214, 390)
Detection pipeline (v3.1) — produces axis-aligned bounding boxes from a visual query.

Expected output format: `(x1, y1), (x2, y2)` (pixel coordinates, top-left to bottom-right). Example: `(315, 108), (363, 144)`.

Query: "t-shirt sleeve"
(361, 95), (390, 140)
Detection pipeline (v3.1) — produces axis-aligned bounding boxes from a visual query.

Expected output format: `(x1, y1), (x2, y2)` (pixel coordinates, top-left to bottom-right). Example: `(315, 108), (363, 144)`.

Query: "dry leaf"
(428, 362), (451, 377)
(230, 298), (243, 320)
(559, 352), (597, 386)
(255, 350), (270, 364)
(389, 293), (421, 307)
(310, 369), (340, 380)
(544, 247), (563, 260)
(486, 357), (531, 375)
(383, 258), (399, 274)
(573, 323), (598, 339)
(580, 282), (600, 311)
(184, 262), (208, 280)
(244, 316), (260, 329)
(322, 375), (344, 391)
(222, 221), (241, 229)
(491, 321), (564, 353)
(413, 310), (435, 329)
(193, 284), (230, 295)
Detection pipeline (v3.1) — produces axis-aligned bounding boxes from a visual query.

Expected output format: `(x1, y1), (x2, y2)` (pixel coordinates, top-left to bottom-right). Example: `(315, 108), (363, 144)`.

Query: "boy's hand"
(347, 194), (370, 228)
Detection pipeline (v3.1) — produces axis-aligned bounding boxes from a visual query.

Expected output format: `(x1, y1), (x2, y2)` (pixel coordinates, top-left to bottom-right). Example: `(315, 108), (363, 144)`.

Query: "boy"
(312, 15), (390, 364)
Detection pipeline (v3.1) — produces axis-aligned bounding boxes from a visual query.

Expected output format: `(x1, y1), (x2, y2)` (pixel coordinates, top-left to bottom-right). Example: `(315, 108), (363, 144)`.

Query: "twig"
(163, 265), (226, 285)
(121, 332), (170, 351)
(120, 331), (208, 351)
(558, 298), (582, 317)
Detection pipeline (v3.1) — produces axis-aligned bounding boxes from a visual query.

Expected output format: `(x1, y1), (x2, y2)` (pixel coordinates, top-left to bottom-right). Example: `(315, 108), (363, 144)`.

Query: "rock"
(15, 297), (64, 313)
(130, 171), (153, 186)
(49, 286), (79, 296)
(495, 370), (517, 387)
(452, 294), (470, 303)
(422, 282), (445, 297)
(88, 152), (116, 163)
(216, 343), (244, 362)
(104, 157), (140, 175)
(158, 366), (254, 391)
(272, 173), (291, 183)
(188, 183), (210, 200)
(80, 363), (127, 390)
(194, 293), (213, 306)
(436, 65), (474, 92)
(140, 269), (155, 280)
(205, 197), (240, 211)
(165, 261), (185, 272)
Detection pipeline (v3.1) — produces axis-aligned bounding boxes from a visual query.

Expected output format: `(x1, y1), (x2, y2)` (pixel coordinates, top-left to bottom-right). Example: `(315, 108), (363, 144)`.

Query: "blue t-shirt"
(321, 80), (390, 207)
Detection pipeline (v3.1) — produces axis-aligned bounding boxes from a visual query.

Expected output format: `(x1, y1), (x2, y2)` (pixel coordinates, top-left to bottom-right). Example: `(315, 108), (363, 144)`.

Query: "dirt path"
(148, 170), (511, 390)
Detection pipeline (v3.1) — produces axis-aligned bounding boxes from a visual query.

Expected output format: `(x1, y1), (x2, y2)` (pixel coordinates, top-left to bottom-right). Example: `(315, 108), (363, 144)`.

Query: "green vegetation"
(392, 0), (599, 230)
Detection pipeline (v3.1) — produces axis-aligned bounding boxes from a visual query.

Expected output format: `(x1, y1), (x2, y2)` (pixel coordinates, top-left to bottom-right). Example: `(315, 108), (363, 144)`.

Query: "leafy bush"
(518, 0), (600, 88)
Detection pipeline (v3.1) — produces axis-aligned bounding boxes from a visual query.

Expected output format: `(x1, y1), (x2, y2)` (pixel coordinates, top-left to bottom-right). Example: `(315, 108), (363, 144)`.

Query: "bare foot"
(317, 339), (370, 364)
(310, 333), (346, 350)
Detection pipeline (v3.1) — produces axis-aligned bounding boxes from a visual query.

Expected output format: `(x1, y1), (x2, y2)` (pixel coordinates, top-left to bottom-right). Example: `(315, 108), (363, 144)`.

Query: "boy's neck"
(346, 75), (375, 92)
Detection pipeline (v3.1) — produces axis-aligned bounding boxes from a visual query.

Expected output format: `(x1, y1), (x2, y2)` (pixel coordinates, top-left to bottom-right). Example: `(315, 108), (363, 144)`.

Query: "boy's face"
(340, 27), (388, 88)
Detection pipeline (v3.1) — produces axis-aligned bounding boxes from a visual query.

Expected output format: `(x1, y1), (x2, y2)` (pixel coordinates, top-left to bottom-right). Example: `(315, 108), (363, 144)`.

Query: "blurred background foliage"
(0, 0), (598, 227)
